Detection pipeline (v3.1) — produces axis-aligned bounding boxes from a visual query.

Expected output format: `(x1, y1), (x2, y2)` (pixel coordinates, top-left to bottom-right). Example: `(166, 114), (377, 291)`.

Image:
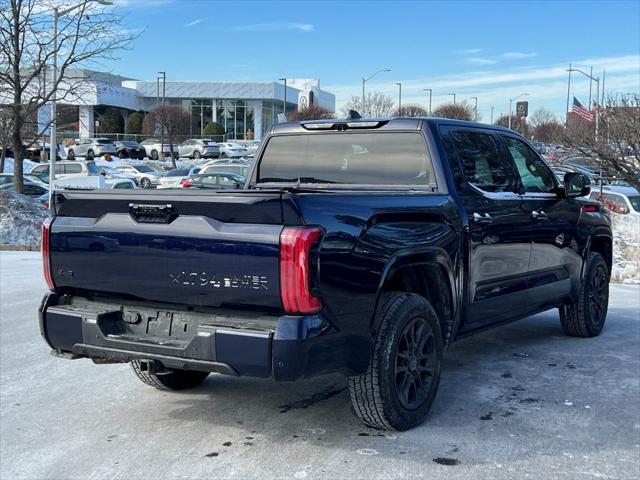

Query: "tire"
(193, 150), (201, 159)
(86, 149), (94, 160)
(118, 150), (127, 159)
(67, 149), (75, 160)
(560, 252), (609, 337)
(349, 292), (443, 431)
(150, 149), (158, 160)
(140, 177), (152, 189)
(130, 360), (209, 391)
(221, 152), (227, 158)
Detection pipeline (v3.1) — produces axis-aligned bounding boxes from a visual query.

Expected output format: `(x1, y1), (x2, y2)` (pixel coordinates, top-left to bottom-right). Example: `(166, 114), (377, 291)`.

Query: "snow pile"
(0, 191), (48, 246)
(610, 213), (640, 284)
(94, 157), (197, 172)
(1, 157), (39, 174)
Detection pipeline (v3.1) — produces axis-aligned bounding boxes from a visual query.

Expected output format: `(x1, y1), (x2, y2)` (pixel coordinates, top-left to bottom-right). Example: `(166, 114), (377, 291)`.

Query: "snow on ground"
(610, 212), (640, 284)
(1, 157), (38, 174)
(0, 191), (48, 246)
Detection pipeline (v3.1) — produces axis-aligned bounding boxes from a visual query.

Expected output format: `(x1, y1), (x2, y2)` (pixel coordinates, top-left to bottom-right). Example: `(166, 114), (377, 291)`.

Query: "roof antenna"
(347, 109), (361, 120)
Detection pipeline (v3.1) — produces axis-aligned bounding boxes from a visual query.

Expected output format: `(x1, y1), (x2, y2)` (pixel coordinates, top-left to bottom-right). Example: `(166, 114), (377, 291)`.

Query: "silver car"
(157, 166), (203, 189)
(218, 142), (248, 158)
(178, 139), (220, 159)
(66, 138), (117, 160)
(140, 139), (179, 160)
(115, 164), (163, 188)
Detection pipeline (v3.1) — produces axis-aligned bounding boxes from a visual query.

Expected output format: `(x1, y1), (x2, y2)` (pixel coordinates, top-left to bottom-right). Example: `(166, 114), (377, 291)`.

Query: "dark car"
(114, 140), (146, 159)
(39, 117), (612, 431)
(181, 172), (245, 189)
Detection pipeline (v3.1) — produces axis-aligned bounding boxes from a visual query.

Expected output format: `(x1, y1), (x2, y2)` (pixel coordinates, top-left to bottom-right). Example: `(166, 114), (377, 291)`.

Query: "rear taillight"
(41, 217), (55, 291)
(280, 227), (322, 314)
(181, 179), (192, 187)
(582, 204), (600, 213)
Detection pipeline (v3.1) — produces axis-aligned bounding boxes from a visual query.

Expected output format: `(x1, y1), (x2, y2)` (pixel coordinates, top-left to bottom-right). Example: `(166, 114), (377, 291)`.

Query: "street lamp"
(567, 67), (600, 141)
(470, 96), (478, 121)
(449, 93), (456, 105)
(490, 106), (494, 124)
(362, 68), (391, 115)
(49, 0), (112, 210)
(278, 78), (287, 115)
(508, 93), (529, 129)
(157, 71), (166, 160)
(395, 83), (402, 115)
(423, 88), (432, 115)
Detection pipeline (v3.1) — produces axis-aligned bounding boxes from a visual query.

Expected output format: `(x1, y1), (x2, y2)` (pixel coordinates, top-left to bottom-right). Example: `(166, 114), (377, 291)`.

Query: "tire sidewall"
(583, 253), (609, 335)
(140, 177), (151, 189)
(377, 294), (443, 430)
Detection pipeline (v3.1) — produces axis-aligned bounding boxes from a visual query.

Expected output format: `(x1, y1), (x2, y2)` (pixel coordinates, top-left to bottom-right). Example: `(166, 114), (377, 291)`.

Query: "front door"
(442, 127), (532, 329)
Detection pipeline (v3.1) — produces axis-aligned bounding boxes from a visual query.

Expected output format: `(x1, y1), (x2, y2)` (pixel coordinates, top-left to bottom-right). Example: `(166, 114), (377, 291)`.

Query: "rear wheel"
(140, 177), (152, 189)
(150, 149), (158, 160)
(86, 150), (94, 160)
(193, 150), (201, 159)
(349, 292), (443, 431)
(130, 360), (209, 390)
(560, 252), (609, 337)
(67, 149), (75, 160)
(118, 150), (127, 159)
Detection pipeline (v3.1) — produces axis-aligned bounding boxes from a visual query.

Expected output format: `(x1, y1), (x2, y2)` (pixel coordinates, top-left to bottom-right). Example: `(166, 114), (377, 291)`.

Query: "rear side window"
(257, 132), (435, 187)
(448, 130), (518, 193)
(64, 163), (82, 174)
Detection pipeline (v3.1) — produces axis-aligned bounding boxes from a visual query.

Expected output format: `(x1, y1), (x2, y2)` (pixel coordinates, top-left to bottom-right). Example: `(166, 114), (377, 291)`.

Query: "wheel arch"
(374, 248), (458, 347)
(585, 229), (613, 279)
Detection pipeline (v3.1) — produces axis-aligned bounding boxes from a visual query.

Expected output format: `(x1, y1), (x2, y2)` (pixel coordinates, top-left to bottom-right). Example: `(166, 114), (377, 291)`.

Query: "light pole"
(509, 93), (529, 129)
(423, 88), (432, 115)
(362, 68), (391, 115)
(395, 83), (402, 115)
(567, 67), (600, 141)
(470, 96), (478, 121)
(449, 93), (456, 105)
(490, 106), (494, 124)
(278, 78), (287, 115)
(158, 71), (166, 160)
(49, 0), (112, 209)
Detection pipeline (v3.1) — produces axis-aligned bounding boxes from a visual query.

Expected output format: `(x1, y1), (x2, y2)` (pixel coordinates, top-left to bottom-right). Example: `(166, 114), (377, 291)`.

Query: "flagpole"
(588, 66), (593, 109)
(565, 63), (572, 128)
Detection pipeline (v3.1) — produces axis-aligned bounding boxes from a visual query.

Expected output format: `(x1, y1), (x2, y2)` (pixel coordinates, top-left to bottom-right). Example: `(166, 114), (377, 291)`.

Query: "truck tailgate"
(50, 191), (287, 309)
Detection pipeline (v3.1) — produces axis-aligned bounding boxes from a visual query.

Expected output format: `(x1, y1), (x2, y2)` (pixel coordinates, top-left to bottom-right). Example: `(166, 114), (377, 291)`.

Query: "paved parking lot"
(1, 251), (639, 479)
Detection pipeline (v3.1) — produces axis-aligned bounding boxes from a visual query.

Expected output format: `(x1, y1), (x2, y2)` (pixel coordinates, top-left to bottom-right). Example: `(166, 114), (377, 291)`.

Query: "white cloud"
(229, 22), (314, 33)
(454, 48), (483, 55)
(467, 57), (498, 65)
(501, 52), (539, 59)
(184, 19), (204, 27)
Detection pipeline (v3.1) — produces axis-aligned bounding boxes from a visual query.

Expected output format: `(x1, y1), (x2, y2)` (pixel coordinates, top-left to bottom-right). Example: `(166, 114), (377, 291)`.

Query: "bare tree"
(432, 102), (474, 121)
(342, 91), (395, 117)
(142, 105), (191, 168)
(529, 107), (557, 128)
(393, 103), (428, 117)
(494, 114), (529, 137)
(288, 105), (335, 121)
(558, 93), (640, 190)
(0, 0), (136, 192)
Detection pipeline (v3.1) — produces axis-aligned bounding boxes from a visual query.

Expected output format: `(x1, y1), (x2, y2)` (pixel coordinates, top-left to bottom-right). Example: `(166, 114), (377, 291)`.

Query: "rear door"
(442, 127), (532, 329)
(497, 133), (580, 311)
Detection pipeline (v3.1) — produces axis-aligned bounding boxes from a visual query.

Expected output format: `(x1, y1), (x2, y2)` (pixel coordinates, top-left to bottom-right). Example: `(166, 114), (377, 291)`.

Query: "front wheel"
(140, 177), (152, 189)
(130, 360), (209, 390)
(560, 252), (609, 337)
(193, 150), (201, 159)
(67, 149), (75, 160)
(150, 149), (158, 160)
(86, 150), (94, 160)
(349, 292), (443, 431)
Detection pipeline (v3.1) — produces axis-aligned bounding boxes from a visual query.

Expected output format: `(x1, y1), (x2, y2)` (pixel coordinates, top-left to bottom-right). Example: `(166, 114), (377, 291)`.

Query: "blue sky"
(107, 0), (639, 121)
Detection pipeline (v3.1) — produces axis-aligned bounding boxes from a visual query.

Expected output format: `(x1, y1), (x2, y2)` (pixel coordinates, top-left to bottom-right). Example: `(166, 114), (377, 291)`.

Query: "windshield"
(134, 166), (153, 173)
(628, 196), (640, 212)
(96, 139), (114, 145)
(257, 132), (436, 187)
(120, 141), (139, 147)
(167, 169), (189, 177)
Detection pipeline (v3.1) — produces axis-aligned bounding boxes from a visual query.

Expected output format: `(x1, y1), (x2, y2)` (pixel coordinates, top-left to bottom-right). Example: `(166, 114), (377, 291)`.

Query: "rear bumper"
(39, 293), (355, 381)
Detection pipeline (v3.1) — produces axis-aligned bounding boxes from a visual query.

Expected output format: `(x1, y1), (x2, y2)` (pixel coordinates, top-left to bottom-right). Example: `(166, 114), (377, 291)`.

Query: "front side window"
(257, 132), (435, 187)
(500, 136), (556, 193)
(448, 130), (518, 193)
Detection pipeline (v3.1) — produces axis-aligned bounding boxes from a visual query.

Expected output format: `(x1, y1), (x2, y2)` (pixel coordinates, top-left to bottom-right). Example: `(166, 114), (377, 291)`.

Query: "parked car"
(200, 159), (251, 177)
(115, 165), (163, 189)
(140, 139), (179, 160)
(66, 138), (117, 160)
(178, 139), (220, 159)
(181, 172), (245, 189)
(40, 117), (612, 431)
(589, 186), (640, 217)
(0, 173), (49, 196)
(29, 160), (99, 181)
(244, 140), (262, 158)
(218, 142), (247, 158)
(96, 165), (137, 182)
(114, 140), (146, 159)
(106, 179), (137, 190)
(156, 166), (202, 189)
(25, 141), (63, 161)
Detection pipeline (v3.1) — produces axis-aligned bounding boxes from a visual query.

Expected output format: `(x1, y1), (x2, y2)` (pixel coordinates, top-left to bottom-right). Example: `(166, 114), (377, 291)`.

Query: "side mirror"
(563, 172), (591, 198)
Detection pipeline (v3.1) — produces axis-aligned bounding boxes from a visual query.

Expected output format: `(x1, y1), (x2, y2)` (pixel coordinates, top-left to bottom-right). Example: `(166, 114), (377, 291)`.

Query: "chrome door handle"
(531, 210), (548, 221)
(473, 212), (493, 224)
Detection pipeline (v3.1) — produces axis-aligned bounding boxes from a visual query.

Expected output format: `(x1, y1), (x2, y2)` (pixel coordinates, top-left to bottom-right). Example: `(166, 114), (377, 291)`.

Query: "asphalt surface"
(1, 251), (639, 480)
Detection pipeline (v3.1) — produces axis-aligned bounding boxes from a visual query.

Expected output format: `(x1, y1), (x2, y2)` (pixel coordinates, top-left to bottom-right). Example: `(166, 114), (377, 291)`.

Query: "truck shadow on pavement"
(156, 303), (639, 465)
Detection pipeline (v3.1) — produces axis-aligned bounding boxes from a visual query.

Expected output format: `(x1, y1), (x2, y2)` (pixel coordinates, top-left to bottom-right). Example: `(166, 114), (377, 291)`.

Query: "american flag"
(572, 97), (594, 122)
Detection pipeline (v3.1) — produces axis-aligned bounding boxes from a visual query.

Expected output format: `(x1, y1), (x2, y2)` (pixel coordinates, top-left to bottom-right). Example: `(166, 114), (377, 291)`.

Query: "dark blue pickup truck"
(39, 117), (612, 430)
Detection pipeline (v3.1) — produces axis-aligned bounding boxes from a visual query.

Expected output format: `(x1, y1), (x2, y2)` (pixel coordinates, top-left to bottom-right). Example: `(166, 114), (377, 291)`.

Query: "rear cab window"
(255, 132), (436, 188)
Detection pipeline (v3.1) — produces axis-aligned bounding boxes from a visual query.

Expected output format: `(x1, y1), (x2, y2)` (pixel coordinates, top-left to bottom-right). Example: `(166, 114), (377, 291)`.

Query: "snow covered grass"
(610, 212), (640, 284)
(0, 191), (48, 246)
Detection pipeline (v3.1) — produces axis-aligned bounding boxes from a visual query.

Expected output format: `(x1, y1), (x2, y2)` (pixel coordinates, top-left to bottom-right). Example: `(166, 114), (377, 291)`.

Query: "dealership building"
(34, 70), (336, 141)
